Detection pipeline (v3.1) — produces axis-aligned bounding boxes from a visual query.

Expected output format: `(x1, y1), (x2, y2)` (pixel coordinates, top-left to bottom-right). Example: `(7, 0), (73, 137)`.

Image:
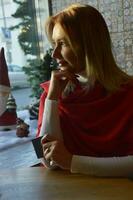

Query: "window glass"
(0, 0), (49, 110)
(0, 0), (52, 169)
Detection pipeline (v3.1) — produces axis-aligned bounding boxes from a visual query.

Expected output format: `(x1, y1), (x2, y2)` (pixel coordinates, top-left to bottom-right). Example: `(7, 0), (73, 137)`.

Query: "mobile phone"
(32, 136), (43, 158)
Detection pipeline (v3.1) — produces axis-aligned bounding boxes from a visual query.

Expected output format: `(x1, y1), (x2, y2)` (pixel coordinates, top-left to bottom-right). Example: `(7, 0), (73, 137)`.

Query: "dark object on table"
(32, 136), (43, 158)
(16, 118), (30, 137)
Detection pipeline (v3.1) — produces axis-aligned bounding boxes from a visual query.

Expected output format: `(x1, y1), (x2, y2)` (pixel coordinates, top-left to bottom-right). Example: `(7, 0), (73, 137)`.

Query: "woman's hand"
(47, 69), (78, 100)
(41, 135), (72, 170)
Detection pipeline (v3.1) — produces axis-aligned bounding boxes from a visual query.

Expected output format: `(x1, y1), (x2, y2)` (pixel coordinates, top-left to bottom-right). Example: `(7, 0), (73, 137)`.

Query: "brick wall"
(50, 0), (133, 74)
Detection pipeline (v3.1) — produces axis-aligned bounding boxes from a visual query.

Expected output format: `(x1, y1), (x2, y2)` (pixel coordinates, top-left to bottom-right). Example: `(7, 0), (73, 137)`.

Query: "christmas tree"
(10, 0), (57, 99)
(10, 0), (57, 118)
(23, 48), (57, 99)
(10, 0), (40, 56)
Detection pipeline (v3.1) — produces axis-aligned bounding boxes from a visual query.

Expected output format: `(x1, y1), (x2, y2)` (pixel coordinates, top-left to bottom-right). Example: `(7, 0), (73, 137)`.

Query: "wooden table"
(0, 167), (133, 200)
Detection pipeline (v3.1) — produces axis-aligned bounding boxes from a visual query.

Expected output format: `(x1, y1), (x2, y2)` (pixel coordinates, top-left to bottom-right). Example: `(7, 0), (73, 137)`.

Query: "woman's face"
(52, 23), (83, 73)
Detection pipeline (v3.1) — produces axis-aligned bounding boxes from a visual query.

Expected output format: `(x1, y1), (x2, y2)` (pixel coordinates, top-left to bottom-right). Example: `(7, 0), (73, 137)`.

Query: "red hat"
(0, 47), (10, 88)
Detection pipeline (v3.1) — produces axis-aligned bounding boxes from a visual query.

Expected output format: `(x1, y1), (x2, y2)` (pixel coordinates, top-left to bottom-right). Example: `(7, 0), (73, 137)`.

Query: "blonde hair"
(45, 3), (132, 92)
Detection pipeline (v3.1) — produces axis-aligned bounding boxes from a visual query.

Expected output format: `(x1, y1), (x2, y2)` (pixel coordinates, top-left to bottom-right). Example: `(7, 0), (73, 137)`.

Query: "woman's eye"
(51, 40), (69, 49)
(60, 41), (68, 47)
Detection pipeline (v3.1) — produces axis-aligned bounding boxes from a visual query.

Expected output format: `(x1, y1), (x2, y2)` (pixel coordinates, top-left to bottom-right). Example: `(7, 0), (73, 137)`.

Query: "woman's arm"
(39, 98), (63, 140)
(40, 98), (133, 177)
(71, 155), (133, 177)
(40, 98), (63, 169)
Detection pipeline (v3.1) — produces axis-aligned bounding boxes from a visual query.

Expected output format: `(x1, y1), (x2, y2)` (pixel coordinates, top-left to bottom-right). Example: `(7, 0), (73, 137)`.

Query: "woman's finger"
(41, 134), (53, 144)
(44, 150), (52, 161)
(43, 147), (51, 157)
(52, 69), (77, 82)
(42, 142), (52, 150)
(54, 70), (77, 80)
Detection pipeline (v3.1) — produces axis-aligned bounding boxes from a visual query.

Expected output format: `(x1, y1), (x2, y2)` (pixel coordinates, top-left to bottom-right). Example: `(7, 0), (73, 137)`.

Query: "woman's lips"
(58, 61), (68, 66)
(58, 61), (69, 71)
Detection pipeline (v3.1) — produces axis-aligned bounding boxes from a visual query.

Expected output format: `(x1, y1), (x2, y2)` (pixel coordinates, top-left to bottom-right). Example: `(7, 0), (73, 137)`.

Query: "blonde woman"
(37, 4), (133, 177)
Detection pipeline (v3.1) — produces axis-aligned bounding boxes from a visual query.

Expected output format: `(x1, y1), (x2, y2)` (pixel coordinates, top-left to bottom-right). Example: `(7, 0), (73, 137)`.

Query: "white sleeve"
(39, 98), (63, 140)
(71, 155), (133, 177)
(39, 98), (63, 169)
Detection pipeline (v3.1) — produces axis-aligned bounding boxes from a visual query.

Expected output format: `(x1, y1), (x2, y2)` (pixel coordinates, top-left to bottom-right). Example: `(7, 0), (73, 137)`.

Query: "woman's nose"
(52, 46), (62, 59)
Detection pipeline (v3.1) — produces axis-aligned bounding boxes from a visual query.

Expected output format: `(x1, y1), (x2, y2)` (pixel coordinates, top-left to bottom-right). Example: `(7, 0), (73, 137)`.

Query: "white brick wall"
(50, 0), (133, 74)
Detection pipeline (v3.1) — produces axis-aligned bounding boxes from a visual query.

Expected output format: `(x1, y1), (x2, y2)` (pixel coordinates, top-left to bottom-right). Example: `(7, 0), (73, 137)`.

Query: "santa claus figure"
(0, 47), (17, 131)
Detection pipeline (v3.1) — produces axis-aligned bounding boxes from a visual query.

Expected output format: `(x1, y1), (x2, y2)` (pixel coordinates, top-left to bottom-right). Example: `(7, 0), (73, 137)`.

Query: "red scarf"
(37, 80), (133, 157)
